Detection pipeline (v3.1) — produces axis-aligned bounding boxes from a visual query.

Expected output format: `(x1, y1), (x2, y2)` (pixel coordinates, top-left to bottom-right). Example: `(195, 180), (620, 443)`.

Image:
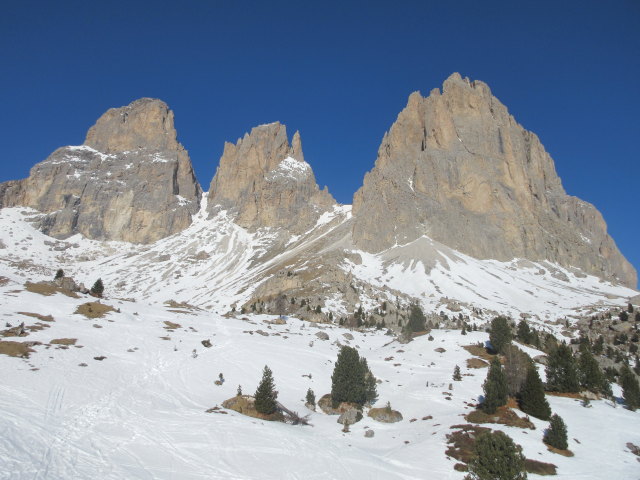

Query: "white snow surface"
(266, 156), (311, 181)
(0, 295), (638, 479)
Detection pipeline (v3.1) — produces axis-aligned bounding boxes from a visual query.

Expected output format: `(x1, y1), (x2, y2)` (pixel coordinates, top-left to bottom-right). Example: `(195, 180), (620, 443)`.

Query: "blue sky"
(1, 0), (639, 283)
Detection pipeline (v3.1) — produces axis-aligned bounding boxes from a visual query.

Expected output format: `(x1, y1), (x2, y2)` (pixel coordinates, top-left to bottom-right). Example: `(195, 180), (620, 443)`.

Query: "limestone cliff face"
(352, 73), (636, 287)
(0, 98), (202, 243)
(207, 122), (336, 233)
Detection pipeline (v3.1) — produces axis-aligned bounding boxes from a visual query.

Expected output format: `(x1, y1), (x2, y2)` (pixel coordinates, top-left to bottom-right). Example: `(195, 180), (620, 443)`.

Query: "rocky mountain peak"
(0, 98), (202, 243)
(84, 98), (179, 153)
(352, 73), (636, 287)
(207, 122), (335, 233)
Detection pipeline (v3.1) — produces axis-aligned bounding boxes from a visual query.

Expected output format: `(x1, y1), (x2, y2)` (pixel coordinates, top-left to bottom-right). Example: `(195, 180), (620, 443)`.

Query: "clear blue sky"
(1, 0), (638, 283)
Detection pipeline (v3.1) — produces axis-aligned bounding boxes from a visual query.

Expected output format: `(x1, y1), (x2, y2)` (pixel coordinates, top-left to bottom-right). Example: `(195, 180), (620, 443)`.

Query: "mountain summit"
(351, 73), (636, 287)
(0, 98), (202, 243)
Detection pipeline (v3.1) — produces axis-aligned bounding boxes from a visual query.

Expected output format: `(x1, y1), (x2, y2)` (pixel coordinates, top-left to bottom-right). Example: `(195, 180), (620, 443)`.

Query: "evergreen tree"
(453, 365), (462, 381)
(620, 365), (640, 411)
(254, 365), (278, 414)
(360, 357), (378, 404)
(503, 345), (533, 397)
(461, 323), (467, 335)
(544, 414), (568, 450)
(516, 320), (532, 345)
(90, 278), (104, 297)
(482, 357), (508, 414)
(237, 385), (242, 396)
(54, 268), (64, 280)
(620, 311), (629, 322)
(489, 316), (512, 354)
(408, 303), (426, 332)
(545, 343), (579, 393)
(306, 388), (316, 406)
(331, 346), (376, 406)
(466, 430), (527, 480)
(578, 349), (606, 394)
(518, 365), (551, 420)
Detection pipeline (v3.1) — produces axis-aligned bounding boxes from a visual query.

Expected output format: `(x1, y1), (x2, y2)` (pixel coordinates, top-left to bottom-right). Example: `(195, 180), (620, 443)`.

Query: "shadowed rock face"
(207, 122), (336, 234)
(352, 73), (636, 287)
(0, 98), (202, 243)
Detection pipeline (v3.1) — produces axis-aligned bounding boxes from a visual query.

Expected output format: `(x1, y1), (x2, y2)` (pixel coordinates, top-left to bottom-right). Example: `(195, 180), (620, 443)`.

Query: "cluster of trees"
(252, 345), (378, 416)
(52, 269), (104, 297)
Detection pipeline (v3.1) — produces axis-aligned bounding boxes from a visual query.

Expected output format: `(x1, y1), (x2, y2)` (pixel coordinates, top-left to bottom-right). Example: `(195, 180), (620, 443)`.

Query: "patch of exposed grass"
(0, 340), (37, 358)
(465, 405), (535, 429)
(163, 321), (182, 330)
(50, 338), (77, 346)
(463, 344), (495, 362)
(74, 302), (116, 319)
(25, 281), (78, 298)
(466, 357), (488, 368)
(525, 458), (558, 475)
(18, 312), (54, 322)
(545, 445), (574, 457)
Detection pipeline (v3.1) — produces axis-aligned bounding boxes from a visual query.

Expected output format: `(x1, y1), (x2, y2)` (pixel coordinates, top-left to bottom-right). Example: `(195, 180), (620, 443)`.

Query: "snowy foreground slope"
(1, 287), (639, 479)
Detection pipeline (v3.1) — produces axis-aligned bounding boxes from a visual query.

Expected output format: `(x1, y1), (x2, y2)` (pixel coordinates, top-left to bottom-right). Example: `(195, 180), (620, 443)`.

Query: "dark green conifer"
(544, 414), (568, 450)
(518, 365), (551, 420)
(466, 430), (527, 480)
(54, 268), (64, 280)
(620, 365), (640, 411)
(306, 388), (316, 406)
(489, 316), (512, 354)
(482, 357), (508, 414)
(90, 278), (104, 297)
(331, 346), (376, 406)
(545, 343), (579, 393)
(254, 365), (278, 414)
(408, 303), (426, 332)
(578, 349), (606, 394)
(516, 320), (532, 345)
(453, 365), (462, 381)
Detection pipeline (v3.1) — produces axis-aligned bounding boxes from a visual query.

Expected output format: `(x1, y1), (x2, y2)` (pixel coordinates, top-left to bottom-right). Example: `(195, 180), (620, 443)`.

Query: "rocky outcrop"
(0, 98), (202, 243)
(352, 73), (636, 287)
(207, 122), (336, 234)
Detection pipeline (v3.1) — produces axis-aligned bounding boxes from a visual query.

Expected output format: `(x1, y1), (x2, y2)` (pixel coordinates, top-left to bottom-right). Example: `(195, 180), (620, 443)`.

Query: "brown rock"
(351, 73), (636, 287)
(0, 98), (202, 243)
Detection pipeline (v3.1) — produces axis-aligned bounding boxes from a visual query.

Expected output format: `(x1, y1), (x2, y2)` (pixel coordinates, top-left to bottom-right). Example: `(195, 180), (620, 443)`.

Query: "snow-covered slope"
(1, 287), (638, 479)
(0, 199), (635, 322)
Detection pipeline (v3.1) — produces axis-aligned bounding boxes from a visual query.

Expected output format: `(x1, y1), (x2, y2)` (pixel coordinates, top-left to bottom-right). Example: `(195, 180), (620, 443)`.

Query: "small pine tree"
(237, 385), (242, 396)
(466, 430), (527, 480)
(453, 365), (462, 381)
(306, 388), (316, 406)
(90, 278), (104, 297)
(331, 346), (377, 406)
(578, 349), (606, 394)
(620, 311), (629, 322)
(545, 343), (579, 393)
(516, 320), (532, 345)
(620, 365), (640, 411)
(408, 303), (426, 332)
(54, 268), (64, 280)
(461, 323), (467, 335)
(482, 357), (508, 414)
(518, 365), (551, 420)
(254, 365), (278, 414)
(489, 316), (512, 354)
(544, 414), (568, 450)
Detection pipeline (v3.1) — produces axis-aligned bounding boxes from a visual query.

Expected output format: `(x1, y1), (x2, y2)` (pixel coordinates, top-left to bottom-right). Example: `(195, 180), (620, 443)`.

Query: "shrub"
(254, 365), (278, 414)
(466, 430), (527, 480)
(54, 269), (64, 280)
(544, 414), (568, 450)
(453, 365), (462, 381)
